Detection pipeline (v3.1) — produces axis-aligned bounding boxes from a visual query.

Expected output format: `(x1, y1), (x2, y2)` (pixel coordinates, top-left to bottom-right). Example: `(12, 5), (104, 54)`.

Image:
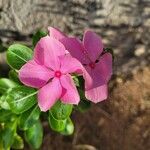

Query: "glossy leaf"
(6, 86), (37, 114)
(0, 93), (10, 110)
(76, 99), (91, 113)
(19, 105), (41, 130)
(60, 118), (74, 135)
(0, 109), (15, 122)
(50, 101), (73, 120)
(9, 70), (21, 84)
(76, 89), (91, 112)
(32, 30), (47, 47)
(72, 75), (79, 87)
(0, 78), (18, 94)
(0, 130), (3, 150)
(2, 121), (17, 150)
(25, 120), (43, 149)
(7, 44), (33, 70)
(48, 112), (66, 132)
(12, 134), (24, 149)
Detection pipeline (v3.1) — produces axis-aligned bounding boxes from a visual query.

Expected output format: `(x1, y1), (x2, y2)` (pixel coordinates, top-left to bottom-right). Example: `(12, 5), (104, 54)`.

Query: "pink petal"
(19, 60), (54, 88)
(96, 53), (112, 83)
(60, 74), (80, 105)
(38, 78), (62, 111)
(59, 54), (93, 90)
(85, 84), (108, 103)
(48, 27), (66, 40)
(34, 35), (65, 70)
(82, 67), (93, 90)
(60, 37), (89, 64)
(85, 53), (112, 89)
(83, 30), (103, 62)
(59, 54), (84, 74)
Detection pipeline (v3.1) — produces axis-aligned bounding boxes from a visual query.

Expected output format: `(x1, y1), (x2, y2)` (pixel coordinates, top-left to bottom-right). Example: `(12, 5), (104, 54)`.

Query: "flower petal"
(59, 54), (93, 90)
(38, 78), (62, 111)
(83, 30), (103, 62)
(96, 53), (112, 83)
(60, 74), (80, 105)
(85, 84), (108, 103)
(85, 53), (112, 89)
(48, 27), (66, 40)
(19, 60), (54, 88)
(61, 37), (89, 64)
(34, 35), (65, 70)
(59, 54), (84, 74)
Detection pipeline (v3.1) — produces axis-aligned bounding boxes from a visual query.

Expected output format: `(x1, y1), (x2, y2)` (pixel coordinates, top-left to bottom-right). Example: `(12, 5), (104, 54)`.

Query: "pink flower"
(48, 27), (112, 103)
(19, 35), (87, 111)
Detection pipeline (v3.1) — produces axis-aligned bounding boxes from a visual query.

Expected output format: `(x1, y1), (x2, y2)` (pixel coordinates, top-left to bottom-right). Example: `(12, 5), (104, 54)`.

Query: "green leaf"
(60, 118), (74, 135)
(0, 78), (18, 94)
(0, 109), (15, 122)
(2, 121), (17, 150)
(0, 93), (10, 110)
(0, 130), (3, 150)
(72, 76), (79, 87)
(78, 76), (84, 90)
(12, 134), (24, 149)
(76, 99), (91, 113)
(25, 120), (43, 149)
(9, 70), (22, 84)
(50, 101), (73, 120)
(6, 86), (37, 114)
(7, 44), (33, 70)
(48, 112), (66, 132)
(19, 105), (40, 130)
(32, 30), (47, 47)
(76, 89), (91, 112)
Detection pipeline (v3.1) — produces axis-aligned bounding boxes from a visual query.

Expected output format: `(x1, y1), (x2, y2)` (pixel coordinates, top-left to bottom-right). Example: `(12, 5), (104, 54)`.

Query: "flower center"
(89, 62), (95, 69)
(55, 71), (62, 78)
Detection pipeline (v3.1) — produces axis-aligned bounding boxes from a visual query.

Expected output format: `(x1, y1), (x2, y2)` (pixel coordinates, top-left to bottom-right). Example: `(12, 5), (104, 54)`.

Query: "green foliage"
(0, 78), (18, 94)
(50, 100), (73, 120)
(48, 112), (67, 132)
(32, 30), (47, 47)
(60, 118), (74, 135)
(76, 99), (91, 113)
(7, 44), (33, 70)
(19, 105), (41, 130)
(48, 101), (73, 132)
(2, 121), (17, 150)
(6, 86), (37, 114)
(8, 70), (21, 84)
(0, 28), (96, 149)
(76, 89), (91, 112)
(25, 120), (43, 149)
(12, 134), (24, 149)
(0, 109), (15, 122)
(0, 93), (10, 110)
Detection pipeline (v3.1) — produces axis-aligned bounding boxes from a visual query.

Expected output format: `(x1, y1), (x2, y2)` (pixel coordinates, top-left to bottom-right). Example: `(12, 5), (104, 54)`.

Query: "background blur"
(0, 0), (150, 150)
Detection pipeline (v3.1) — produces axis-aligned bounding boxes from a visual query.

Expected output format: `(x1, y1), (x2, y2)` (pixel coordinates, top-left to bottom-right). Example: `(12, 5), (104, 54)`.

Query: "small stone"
(134, 45), (146, 56)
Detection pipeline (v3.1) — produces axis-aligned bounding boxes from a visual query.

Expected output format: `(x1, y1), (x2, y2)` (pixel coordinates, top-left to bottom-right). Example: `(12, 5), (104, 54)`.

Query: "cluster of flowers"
(19, 27), (112, 111)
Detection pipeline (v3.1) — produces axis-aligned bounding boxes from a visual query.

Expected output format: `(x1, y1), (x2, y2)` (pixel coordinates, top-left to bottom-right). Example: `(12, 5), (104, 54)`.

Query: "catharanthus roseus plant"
(0, 27), (113, 149)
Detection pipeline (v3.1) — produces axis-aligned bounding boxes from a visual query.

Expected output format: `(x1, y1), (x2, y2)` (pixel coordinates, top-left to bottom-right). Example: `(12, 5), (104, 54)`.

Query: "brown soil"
(35, 67), (150, 150)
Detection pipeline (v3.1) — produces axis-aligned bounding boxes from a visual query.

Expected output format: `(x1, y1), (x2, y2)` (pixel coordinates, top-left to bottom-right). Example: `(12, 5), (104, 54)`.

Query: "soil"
(24, 67), (149, 150)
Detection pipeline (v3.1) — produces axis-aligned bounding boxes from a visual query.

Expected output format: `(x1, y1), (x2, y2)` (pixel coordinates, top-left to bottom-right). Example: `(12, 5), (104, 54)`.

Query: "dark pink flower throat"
(89, 62), (95, 69)
(55, 71), (62, 78)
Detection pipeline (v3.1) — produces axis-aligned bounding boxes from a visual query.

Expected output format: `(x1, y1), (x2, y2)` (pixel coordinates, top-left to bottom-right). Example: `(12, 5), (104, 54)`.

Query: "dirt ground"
(29, 67), (149, 150)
